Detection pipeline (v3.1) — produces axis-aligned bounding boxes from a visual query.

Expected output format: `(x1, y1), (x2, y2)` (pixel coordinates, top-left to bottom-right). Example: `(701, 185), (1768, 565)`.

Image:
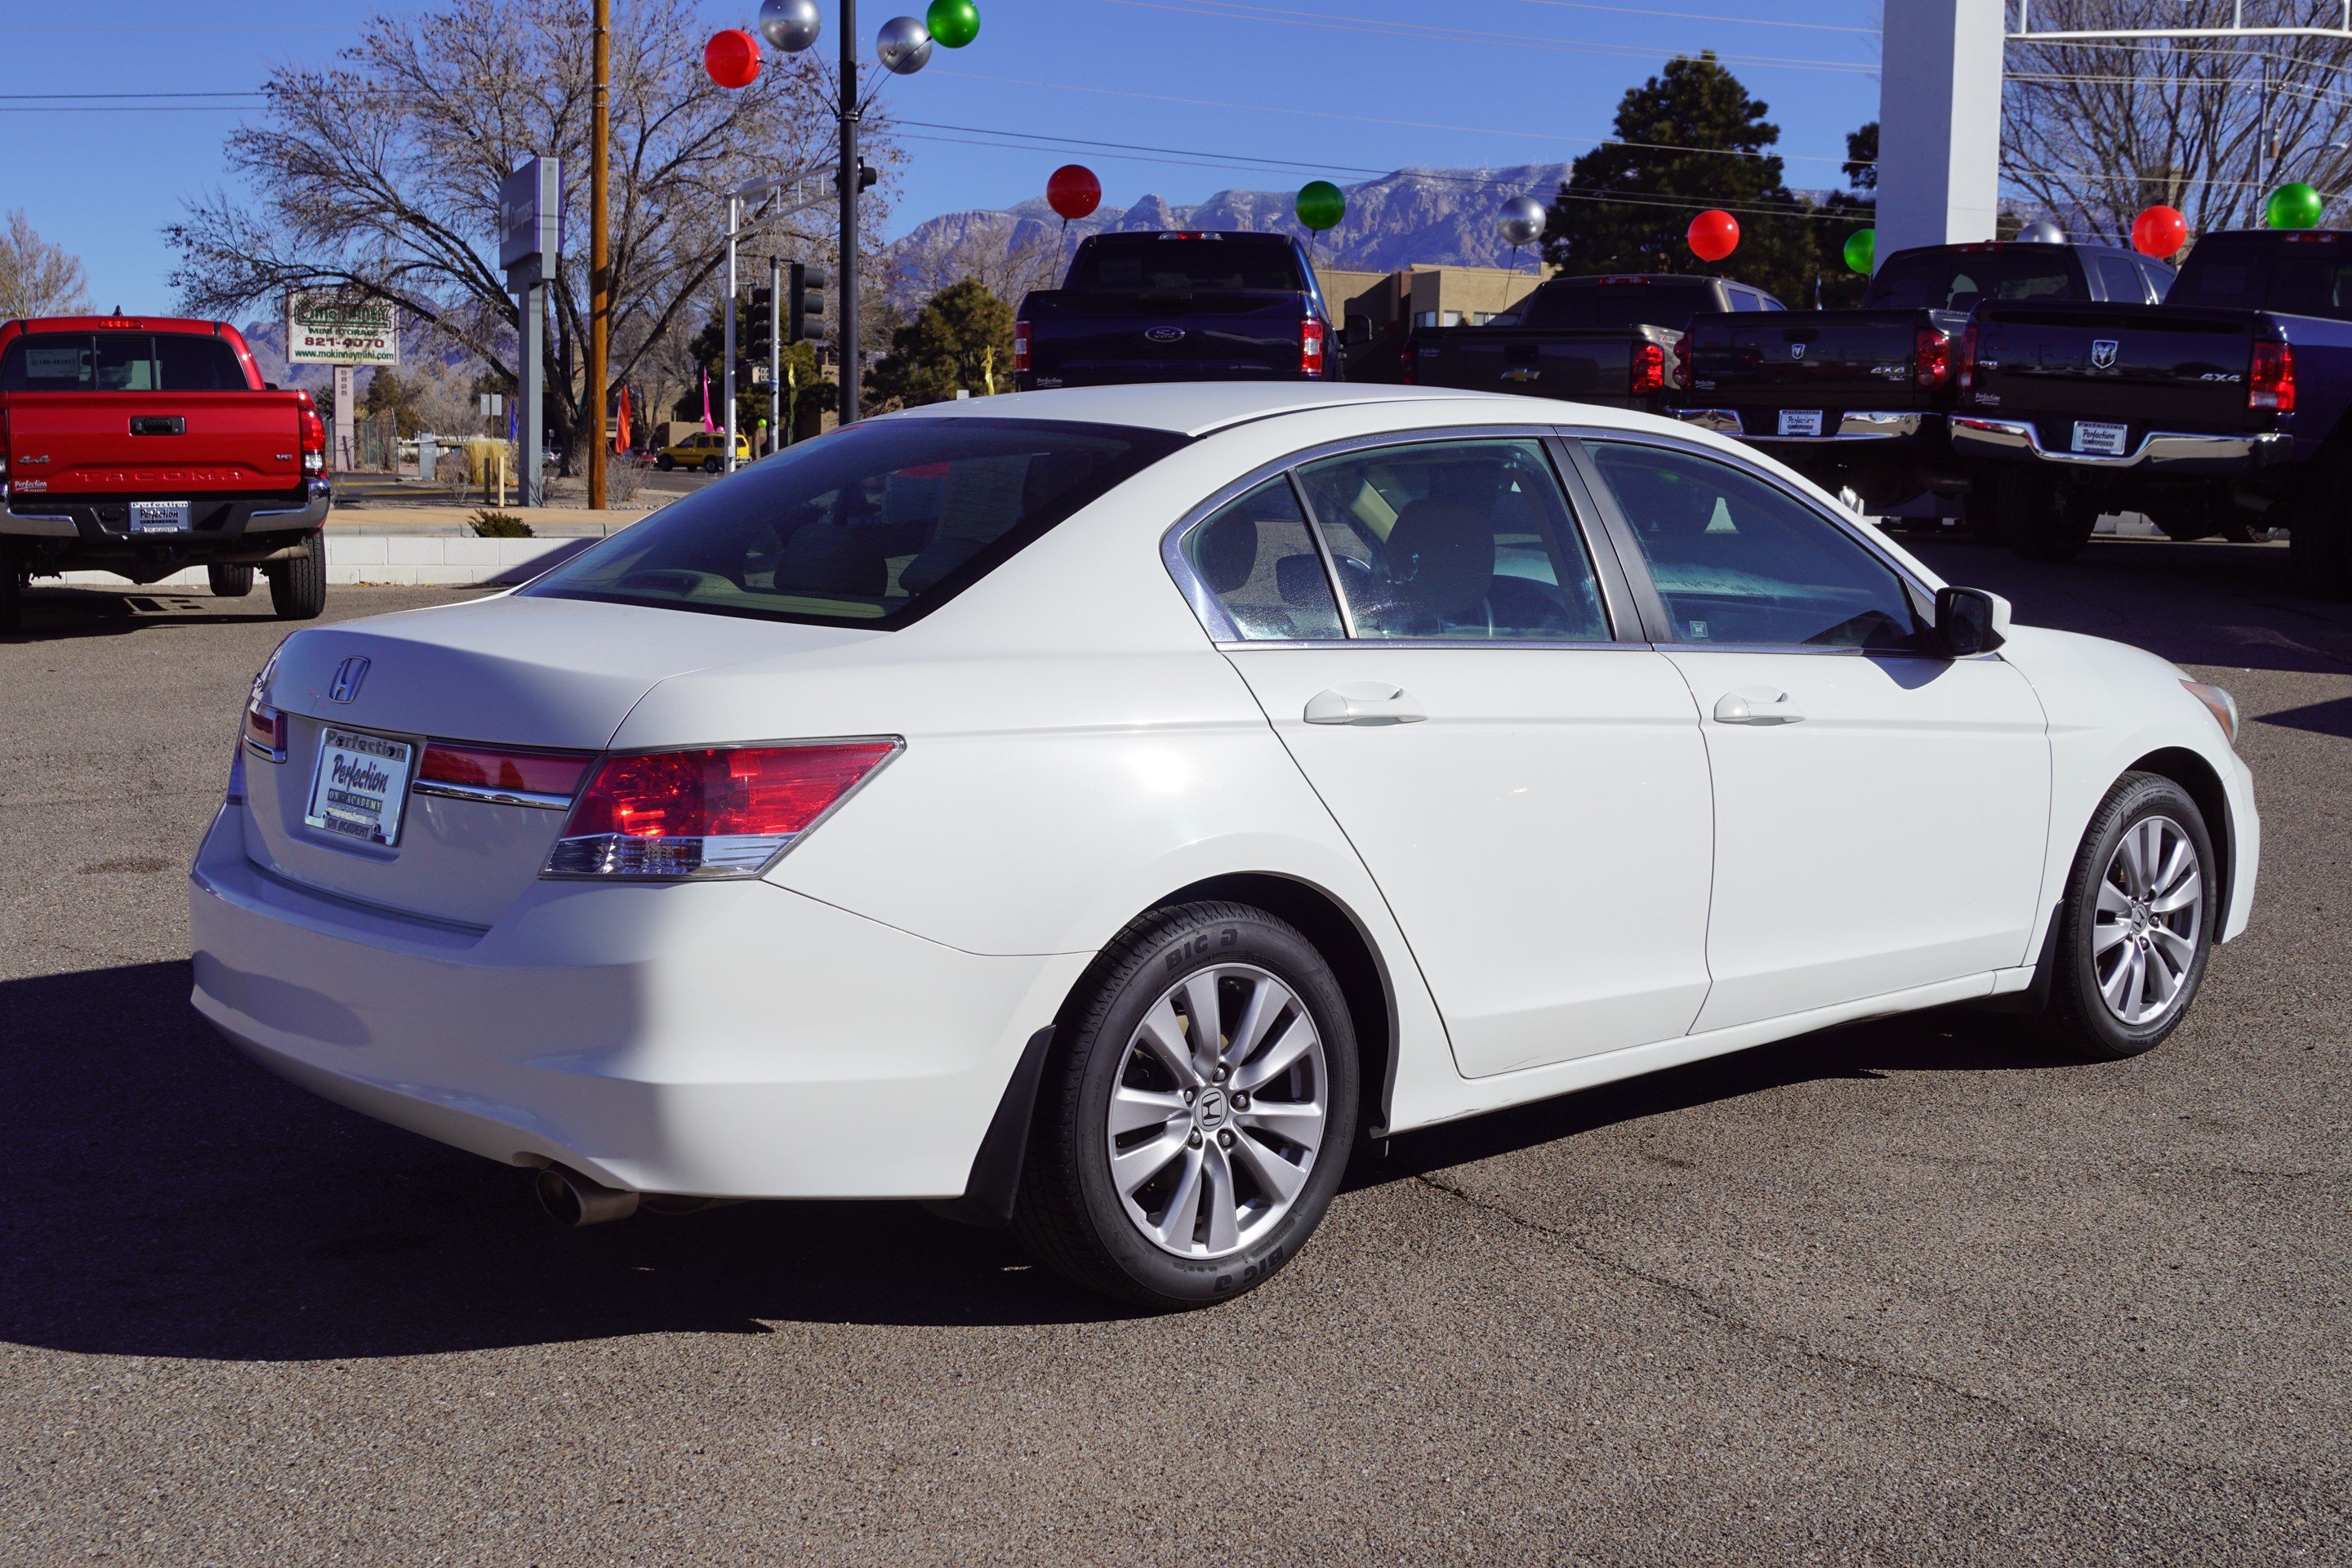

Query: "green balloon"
(1842, 227), (1875, 275)
(2266, 181), (2323, 230)
(1295, 180), (1345, 234)
(925, 0), (979, 47)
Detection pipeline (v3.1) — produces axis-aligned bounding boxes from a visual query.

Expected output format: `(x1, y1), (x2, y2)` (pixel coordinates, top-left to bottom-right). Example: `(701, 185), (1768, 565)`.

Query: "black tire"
(1997, 470), (2098, 562)
(207, 563), (256, 598)
(265, 534), (327, 620)
(655, 454), (675, 472)
(0, 549), (22, 637)
(2287, 466), (2352, 600)
(702, 457), (722, 474)
(1012, 901), (1360, 1309)
(2041, 772), (2219, 1061)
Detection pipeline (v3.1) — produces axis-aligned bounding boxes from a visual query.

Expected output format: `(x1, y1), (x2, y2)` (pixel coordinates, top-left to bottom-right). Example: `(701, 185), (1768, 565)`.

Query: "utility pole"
(588, 0), (611, 509)
(724, 195), (740, 473)
(839, 0), (860, 425)
(769, 255), (784, 452)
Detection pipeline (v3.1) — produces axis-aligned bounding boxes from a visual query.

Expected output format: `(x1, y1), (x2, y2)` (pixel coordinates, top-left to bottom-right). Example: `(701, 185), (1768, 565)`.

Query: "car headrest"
(1194, 512), (1259, 595)
(1384, 496), (1494, 620)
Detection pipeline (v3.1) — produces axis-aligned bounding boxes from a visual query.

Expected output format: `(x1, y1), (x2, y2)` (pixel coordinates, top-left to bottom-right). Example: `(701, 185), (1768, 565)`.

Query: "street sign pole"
(769, 256), (784, 452)
(332, 364), (355, 472)
(724, 196), (740, 474)
(501, 156), (561, 507)
(839, 0), (860, 426)
(588, 0), (611, 508)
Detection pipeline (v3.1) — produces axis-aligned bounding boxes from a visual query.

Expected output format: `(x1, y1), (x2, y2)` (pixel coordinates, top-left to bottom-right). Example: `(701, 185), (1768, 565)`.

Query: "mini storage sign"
(287, 294), (399, 367)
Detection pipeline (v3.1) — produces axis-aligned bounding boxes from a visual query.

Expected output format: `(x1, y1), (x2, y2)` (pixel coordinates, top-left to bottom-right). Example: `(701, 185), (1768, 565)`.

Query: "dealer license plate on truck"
(130, 501), (189, 532)
(2072, 421), (2129, 457)
(305, 727), (416, 848)
(1777, 409), (1824, 437)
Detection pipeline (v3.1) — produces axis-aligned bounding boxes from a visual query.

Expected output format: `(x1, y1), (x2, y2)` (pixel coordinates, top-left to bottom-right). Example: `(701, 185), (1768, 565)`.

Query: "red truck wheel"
(265, 536), (327, 620)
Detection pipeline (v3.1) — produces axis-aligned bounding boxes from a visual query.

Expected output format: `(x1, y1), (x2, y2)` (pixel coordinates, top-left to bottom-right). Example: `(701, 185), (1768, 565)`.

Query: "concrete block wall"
(60, 533), (600, 590)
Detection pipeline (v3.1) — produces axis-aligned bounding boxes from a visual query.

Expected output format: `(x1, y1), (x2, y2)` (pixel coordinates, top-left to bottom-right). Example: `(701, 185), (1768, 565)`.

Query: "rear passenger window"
(1185, 479), (1344, 641)
(2094, 253), (2149, 303)
(1291, 438), (1610, 642)
(1726, 289), (1763, 312)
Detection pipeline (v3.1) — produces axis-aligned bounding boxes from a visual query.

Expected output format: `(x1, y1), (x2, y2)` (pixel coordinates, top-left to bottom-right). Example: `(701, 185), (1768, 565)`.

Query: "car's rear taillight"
(1667, 335), (1692, 391)
(0, 408), (10, 483)
(1012, 319), (1030, 375)
(297, 392), (327, 474)
(2250, 337), (2295, 412)
(1399, 341), (1418, 385)
(1629, 341), (1666, 395)
(417, 742), (590, 802)
(543, 741), (900, 880)
(1914, 327), (1953, 389)
(244, 693), (285, 762)
(1299, 317), (1326, 378)
(1957, 322), (1980, 392)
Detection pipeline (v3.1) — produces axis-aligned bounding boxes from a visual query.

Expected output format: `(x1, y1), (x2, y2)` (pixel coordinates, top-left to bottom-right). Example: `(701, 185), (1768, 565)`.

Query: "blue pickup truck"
(1013, 231), (1339, 390)
(1947, 229), (2352, 588)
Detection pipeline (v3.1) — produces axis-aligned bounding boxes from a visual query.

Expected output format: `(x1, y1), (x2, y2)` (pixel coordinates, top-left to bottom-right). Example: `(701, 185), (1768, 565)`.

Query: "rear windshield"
(0, 332), (249, 392)
(524, 417), (1187, 629)
(1866, 251), (2081, 310)
(1064, 234), (1305, 294)
(1519, 280), (1717, 330)
(2168, 244), (2352, 317)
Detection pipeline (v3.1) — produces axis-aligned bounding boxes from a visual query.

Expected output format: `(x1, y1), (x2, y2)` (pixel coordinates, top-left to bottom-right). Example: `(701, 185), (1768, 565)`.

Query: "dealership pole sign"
(286, 293), (399, 367)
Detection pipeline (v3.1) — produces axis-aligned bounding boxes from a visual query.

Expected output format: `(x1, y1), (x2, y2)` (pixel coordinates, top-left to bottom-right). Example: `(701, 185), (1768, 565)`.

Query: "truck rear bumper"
(1949, 418), (2291, 475)
(2, 481), (328, 574)
(1671, 409), (1934, 443)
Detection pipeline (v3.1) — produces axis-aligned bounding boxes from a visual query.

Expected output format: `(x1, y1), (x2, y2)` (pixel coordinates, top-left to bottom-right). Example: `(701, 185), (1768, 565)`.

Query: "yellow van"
(654, 430), (752, 473)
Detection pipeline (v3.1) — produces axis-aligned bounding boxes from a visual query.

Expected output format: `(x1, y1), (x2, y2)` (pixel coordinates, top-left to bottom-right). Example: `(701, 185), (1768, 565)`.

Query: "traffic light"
(789, 261), (831, 343)
(745, 285), (774, 356)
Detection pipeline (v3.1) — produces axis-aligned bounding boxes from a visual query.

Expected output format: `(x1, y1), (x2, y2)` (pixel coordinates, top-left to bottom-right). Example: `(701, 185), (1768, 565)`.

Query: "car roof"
(880, 381), (1637, 438)
(2, 314), (232, 335)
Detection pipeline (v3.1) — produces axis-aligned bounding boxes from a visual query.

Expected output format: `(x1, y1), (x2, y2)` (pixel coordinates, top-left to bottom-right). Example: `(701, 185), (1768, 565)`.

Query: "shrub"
(470, 510), (533, 538)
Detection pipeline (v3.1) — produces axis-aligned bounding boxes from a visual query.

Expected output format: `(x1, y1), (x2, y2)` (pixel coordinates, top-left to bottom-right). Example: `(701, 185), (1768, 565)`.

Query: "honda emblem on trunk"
(2092, 339), (2120, 370)
(327, 656), (371, 704)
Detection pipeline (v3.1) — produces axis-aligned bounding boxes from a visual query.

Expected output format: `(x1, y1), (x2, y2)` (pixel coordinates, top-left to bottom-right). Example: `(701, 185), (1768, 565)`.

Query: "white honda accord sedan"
(190, 383), (2257, 1307)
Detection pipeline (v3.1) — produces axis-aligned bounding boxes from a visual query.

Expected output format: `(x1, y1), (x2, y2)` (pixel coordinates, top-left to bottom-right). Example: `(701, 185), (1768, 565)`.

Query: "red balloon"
(1687, 208), (1740, 263)
(704, 29), (761, 89)
(2132, 204), (2188, 259)
(1046, 164), (1102, 223)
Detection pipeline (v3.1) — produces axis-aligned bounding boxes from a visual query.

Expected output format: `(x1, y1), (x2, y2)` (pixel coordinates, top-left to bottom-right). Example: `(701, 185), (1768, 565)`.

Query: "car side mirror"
(1934, 586), (2011, 657)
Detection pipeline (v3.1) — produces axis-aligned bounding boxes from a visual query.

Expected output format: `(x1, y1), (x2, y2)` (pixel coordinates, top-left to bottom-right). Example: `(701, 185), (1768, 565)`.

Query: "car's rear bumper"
(1671, 408), (1939, 444)
(2, 481), (329, 576)
(1949, 417), (2292, 475)
(187, 802), (1088, 1200)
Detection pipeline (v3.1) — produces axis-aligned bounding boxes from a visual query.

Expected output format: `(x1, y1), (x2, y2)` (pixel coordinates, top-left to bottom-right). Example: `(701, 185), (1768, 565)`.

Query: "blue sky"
(0, 0), (1882, 314)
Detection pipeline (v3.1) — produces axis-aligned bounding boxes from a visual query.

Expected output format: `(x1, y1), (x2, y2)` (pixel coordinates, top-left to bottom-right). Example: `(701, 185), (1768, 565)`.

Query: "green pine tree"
(1543, 53), (1826, 307)
(869, 278), (1016, 409)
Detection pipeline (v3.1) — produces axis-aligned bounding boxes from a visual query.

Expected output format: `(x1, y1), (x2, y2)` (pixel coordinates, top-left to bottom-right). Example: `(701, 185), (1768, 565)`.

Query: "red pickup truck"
(1, 314), (331, 633)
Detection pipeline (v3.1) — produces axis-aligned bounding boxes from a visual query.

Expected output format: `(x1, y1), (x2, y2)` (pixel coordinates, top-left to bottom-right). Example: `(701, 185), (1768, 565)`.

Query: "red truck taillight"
(1629, 341), (1666, 395)
(297, 393), (327, 474)
(1300, 317), (1326, 378)
(1913, 327), (1953, 389)
(1956, 322), (1980, 392)
(543, 741), (900, 880)
(0, 408), (9, 484)
(2249, 338), (2295, 412)
(1399, 342), (1418, 385)
(1012, 319), (1030, 375)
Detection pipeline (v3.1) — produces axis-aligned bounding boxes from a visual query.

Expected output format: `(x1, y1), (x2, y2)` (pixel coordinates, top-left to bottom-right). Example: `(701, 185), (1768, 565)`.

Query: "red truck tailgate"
(6, 391), (302, 495)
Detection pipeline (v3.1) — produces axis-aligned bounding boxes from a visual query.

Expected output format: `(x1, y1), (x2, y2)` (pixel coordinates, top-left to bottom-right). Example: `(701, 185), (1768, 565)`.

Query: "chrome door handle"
(1713, 687), (1804, 725)
(1303, 682), (1429, 726)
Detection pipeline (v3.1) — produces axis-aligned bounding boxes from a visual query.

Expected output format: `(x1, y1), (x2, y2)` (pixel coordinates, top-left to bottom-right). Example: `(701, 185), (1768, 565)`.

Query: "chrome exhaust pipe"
(534, 1165), (640, 1226)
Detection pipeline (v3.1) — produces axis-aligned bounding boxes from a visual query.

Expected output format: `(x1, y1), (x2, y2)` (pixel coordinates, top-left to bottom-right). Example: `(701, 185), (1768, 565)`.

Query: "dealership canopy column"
(1875, 0), (2004, 261)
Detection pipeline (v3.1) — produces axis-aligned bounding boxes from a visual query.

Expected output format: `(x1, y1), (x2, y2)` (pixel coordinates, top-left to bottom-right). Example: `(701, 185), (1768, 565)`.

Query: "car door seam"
(1655, 650), (1721, 1037)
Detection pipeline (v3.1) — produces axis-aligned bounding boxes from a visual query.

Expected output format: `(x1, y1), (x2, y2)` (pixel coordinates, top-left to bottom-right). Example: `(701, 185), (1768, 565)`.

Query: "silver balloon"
(875, 16), (933, 74)
(2016, 217), (2067, 244)
(1498, 195), (1547, 249)
(759, 0), (822, 52)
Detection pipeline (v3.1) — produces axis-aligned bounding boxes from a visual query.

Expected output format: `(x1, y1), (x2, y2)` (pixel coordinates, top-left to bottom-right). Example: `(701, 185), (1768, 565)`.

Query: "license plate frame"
(1777, 408), (1825, 438)
(2072, 419), (2129, 457)
(305, 725), (417, 849)
(130, 500), (190, 533)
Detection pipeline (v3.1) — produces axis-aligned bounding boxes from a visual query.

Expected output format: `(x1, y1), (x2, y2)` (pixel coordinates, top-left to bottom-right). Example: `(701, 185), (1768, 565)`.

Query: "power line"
(1503, 0), (1878, 33)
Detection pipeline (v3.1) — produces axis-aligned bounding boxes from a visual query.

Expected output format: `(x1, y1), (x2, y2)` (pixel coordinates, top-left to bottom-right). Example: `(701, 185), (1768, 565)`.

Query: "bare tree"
(890, 217), (1065, 308)
(2004, 0), (2352, 240)
(167, 0), (894, 462)
(0, 211), (91, 318)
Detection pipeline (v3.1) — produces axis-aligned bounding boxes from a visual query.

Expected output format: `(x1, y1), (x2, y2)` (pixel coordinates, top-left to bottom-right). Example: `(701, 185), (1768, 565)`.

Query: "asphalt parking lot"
(2, 536), (2347, 1566)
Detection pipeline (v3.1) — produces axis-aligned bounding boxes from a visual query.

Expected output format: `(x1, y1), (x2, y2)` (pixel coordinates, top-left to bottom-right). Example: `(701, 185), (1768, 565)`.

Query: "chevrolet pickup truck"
(1401, 274), (1780, 409)
(1669, 240), (2174, 514)
(1, 314), (331, 633)
(1944, 229), (2352, 579)
(1013, 231), (1341, 390)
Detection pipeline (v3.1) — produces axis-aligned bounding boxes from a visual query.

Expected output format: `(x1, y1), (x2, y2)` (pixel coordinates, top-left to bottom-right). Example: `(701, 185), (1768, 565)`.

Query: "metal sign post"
(724, 194), (740, 474)
(500, 156), (561, 506)
(769, 256), (784, 453)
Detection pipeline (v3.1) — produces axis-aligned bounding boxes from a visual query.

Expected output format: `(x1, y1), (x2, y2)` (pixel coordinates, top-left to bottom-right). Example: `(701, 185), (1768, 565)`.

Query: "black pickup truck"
(1948, 229), (2352, 584)
(1669, 240), (2174, 513)
(1013, 230), (1339, 390)
(1400, 274), (1782, 409)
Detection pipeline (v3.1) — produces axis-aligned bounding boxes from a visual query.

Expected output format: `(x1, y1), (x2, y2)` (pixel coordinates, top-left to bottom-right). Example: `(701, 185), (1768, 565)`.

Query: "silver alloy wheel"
(2093, 813), (2204, 1027)
(1105, 963), (1329, 1260)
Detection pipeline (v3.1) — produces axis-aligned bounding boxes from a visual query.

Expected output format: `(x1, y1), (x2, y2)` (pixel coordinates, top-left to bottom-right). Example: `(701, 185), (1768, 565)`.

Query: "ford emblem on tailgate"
(328, 656), (371, 704)
(2092, 338), (2119, 370)
(1144, 326), (1186, 343)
